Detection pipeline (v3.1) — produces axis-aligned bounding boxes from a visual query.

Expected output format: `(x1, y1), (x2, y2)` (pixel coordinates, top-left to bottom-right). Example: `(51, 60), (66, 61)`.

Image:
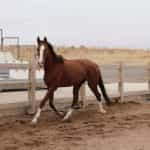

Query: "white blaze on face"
(38, 45), (45, 65)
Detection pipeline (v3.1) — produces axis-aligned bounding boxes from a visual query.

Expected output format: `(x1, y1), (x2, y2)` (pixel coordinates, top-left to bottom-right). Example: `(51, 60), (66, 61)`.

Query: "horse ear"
(44, 37), (47, 42)
(37, 36), (40, 43)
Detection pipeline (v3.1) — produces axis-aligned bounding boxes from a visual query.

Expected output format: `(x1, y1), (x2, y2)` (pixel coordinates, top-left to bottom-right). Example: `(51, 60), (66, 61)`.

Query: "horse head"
(36, 36), (50, 67)
(36, 36), (64, 68)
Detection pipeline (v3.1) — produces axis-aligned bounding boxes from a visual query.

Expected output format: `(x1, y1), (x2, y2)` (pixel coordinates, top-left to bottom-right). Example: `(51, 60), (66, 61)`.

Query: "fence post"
(79, 83), (86, 107)
(27, 55), (36, 114)
(0, 28), (3, 51)
(148, 62), (150, 91)
(118, 62), (124, 102)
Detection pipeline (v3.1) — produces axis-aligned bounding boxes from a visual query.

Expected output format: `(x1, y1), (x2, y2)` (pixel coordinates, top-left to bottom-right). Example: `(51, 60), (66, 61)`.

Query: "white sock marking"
(31, 108), (41, 124)
(63, 108), (74, 121)
(98, 102), (106, 113)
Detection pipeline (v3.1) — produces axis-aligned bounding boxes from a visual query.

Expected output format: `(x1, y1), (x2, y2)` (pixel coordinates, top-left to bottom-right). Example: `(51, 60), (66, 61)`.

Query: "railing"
(79, 62), (150, 105)
(0, 60), (150, 116)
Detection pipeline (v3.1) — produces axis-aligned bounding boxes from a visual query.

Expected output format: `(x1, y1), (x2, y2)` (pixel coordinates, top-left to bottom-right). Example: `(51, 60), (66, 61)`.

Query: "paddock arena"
(0, 96), (150, 150)
(1, 47), (150, 150)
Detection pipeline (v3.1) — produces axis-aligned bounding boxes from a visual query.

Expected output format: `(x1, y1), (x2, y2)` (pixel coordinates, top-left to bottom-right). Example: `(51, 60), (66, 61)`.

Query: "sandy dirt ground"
(0, 97), (150, 150)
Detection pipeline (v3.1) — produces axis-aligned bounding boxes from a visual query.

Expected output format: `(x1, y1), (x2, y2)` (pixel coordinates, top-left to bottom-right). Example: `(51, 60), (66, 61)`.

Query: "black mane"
(47, 42), (64, 63)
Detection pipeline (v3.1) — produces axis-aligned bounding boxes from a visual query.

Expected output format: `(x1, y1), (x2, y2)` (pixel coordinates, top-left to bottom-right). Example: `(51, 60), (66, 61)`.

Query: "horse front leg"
(49, 92), (64, 117)
(31, 88), (53, 125)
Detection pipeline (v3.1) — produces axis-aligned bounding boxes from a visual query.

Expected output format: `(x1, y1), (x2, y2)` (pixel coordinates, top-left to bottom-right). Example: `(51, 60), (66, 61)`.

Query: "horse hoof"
(100, 110), (107, 114)
(72, 105), (81, 109)
(62, 118), (72, 123)
(30, 119), (37, 126)
(58, 111), (66, 117)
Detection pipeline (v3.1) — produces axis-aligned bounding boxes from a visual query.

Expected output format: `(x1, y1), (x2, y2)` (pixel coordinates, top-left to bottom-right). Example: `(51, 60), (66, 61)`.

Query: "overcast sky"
(0, 0), (150, 48)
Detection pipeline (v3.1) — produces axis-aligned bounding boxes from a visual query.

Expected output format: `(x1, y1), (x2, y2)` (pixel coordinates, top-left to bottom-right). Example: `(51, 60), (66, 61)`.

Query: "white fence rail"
(0, 60), (150, 116)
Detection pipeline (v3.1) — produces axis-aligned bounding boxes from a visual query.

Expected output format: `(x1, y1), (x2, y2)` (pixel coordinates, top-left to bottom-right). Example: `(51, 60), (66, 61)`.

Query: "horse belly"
(59, 77), (74, 87)
(66, 71), (85, 85)
(60, 74), (83, 87)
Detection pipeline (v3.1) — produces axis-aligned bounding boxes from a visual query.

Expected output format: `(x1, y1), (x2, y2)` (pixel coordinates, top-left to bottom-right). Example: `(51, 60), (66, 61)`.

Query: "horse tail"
(98, 73), (111, 105)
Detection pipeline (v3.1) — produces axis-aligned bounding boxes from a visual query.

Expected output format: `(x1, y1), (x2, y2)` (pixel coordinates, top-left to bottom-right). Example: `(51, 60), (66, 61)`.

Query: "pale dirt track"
(0, 97), (150, 150)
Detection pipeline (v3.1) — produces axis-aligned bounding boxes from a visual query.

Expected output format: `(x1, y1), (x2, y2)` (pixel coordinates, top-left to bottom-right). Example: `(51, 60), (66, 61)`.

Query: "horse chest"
(43, 71), (64, 86)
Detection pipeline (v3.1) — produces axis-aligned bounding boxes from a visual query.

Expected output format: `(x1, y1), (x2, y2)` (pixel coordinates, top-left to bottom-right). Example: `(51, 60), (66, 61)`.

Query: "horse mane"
(47, 42), (64, 63)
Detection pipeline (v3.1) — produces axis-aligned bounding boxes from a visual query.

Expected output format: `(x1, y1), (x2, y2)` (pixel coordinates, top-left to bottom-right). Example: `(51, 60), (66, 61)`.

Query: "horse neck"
(43, 52), (56, 73)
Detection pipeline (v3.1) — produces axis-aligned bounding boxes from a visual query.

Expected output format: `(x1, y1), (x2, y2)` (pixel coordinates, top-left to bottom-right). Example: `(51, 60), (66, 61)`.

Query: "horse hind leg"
(62, 86), (80, 122)
(63, 81), (85, 122)
(88, 83), (106, 113)
(71, 86), (81, 109)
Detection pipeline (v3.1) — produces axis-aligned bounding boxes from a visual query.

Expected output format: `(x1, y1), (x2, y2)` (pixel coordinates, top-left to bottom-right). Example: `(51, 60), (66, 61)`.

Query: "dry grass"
(58, 47), (150, 65)
(1, 45), (150, 64)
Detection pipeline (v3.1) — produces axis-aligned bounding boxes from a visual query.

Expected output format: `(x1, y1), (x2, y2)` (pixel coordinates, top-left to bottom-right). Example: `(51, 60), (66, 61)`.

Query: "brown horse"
(31, 37), (111, 124)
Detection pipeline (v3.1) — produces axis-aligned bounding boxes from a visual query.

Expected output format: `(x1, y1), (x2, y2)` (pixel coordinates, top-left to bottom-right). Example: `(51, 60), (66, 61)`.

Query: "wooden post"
(79, 83), (86, 107)
(0, 29), (3, 51)
(148, 62), (150, 91)
(118, 62), (124, 102)
(27, 55), (36, 114)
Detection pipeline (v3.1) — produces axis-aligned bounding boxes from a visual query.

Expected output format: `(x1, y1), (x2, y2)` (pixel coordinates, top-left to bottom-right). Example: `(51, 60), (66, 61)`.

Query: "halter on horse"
(31, 36), (111, 124)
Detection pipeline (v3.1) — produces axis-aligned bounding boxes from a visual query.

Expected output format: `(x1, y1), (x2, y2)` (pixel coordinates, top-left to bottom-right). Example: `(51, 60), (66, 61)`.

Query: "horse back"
(63, 59), (100, 83)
